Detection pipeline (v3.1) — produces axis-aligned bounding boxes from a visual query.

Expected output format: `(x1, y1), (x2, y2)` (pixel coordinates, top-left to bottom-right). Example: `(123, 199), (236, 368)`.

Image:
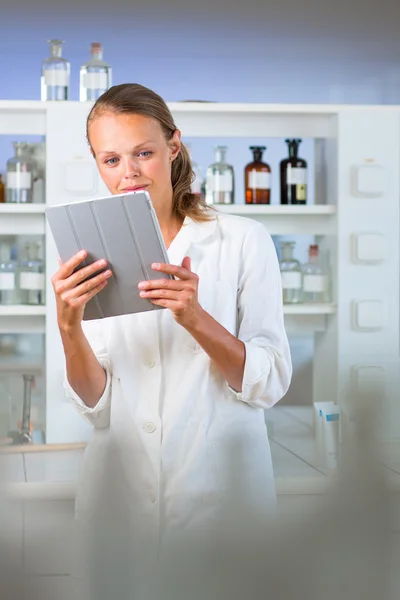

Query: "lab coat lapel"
(167, 213), (218, 268)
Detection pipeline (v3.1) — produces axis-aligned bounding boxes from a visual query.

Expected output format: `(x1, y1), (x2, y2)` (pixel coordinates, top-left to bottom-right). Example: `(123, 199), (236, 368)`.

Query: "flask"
(41, 39), (70, 101)
(205, 145), (234, 205)
(244, 146), (271, 204)
(280, 139), (307, 204)
(80, 42), (112, 102)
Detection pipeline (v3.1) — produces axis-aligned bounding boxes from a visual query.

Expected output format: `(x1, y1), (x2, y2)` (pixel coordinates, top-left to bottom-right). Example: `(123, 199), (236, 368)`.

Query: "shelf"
(283, 303), (336, 315)
(0, 204), (46, 214)
(215, 205), (336, 235)
(0, 208), (46, 236)
(215, 205), (336, 215)
(0, 357), (44, 374)
(0, 102), (46, 135)
(0, 306), (46, 317)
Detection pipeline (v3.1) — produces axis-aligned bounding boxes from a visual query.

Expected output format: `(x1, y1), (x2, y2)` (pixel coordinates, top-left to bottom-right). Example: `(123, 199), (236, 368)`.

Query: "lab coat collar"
(167, 209), (219, 266)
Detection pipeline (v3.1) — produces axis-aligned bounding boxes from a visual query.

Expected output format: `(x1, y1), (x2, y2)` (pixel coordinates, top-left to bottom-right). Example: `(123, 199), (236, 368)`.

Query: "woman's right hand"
(52, 250), (112, 333)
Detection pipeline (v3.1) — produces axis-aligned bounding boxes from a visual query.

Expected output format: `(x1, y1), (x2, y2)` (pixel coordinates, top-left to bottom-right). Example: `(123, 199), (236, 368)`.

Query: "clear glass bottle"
(6, 142), (34, 204)
(302, 244), (329, 303)
(280, 139), (307, 205)
(244, 146), (271, 204)
(80, 42), (112, 102)
(0, 243), (17, 305)
(279, 241), (302, 304)
(41, 39), (70, 101)
(186, 143), (204, 199)
(0, 174), (4, 203)
(26, 142), (46, 204)
(205, 146), (234, 205)
(18, 242), (45, 306)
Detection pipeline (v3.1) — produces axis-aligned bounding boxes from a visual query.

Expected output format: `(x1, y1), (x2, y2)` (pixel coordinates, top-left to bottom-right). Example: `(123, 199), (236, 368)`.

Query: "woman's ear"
(170, 129), (182, 161)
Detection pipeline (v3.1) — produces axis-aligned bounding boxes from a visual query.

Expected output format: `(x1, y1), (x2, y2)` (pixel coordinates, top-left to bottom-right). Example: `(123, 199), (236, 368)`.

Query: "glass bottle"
(302, 244), (329, 303)
(0, 243), (17, 305)
(18, 242), (45, 306)
(186, 143), (204, 199)
(0, 174), (5, 203)
(205, 146), (234, 205)
(27, 142), (46, 204)
(279, 241), (302, 304)
(280, 139), (307, 205)
(80, 42), (112, 102)
(244, 146), (271, 204)
(41, 39), (70, 101)
(6, 142), (34, 204)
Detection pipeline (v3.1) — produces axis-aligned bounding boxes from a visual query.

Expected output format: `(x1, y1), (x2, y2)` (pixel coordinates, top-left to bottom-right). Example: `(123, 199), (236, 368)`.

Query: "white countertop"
(2, 406), (400, 499)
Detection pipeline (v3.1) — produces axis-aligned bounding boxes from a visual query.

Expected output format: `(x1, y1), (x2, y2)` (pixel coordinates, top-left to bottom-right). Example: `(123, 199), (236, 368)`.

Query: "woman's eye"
(138, 151), (152, 158)
(105, 157), (119, 165)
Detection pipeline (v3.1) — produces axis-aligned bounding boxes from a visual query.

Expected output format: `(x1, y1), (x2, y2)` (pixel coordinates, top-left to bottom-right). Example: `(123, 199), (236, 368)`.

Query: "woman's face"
(89, 112), (181, 207)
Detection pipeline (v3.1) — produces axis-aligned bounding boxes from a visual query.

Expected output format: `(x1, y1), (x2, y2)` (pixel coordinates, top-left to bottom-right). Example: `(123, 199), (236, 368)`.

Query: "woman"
(52, 83), (292, 598)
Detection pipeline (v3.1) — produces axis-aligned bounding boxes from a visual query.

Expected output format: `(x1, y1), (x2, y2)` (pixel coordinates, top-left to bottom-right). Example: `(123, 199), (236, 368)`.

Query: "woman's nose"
(123, 158), (140, 179)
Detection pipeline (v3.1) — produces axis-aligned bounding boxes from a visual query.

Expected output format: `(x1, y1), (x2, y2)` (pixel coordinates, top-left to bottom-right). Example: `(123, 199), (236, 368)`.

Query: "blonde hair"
(86, 83), (214, 223)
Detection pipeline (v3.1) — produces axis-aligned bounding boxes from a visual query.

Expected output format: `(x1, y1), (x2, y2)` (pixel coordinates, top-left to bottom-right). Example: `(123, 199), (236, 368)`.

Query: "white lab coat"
(66, 211), (292, 599)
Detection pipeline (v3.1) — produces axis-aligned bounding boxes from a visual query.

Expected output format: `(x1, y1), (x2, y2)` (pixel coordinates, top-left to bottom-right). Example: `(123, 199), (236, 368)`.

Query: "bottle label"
(20, 272), (45, 291)
(0, 273), (15, 291)
(286, 167), (307, 185)
(248, 171), (270, 190)
(303, 274), (327, 293)
(84, 72), (108, 90)
(281, 271), (302, 290)
(297, 184), (307, 201)
(206, 172), (233, 193)
(44, 69), (69, 87)
(6, 172), (32, 190)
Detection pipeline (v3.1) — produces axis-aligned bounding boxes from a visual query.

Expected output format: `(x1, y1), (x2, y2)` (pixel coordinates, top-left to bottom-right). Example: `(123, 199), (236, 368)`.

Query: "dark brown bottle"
(280, 139), (307, 204)
(245, 146), (271, 204)
(0, 174), (4, 203)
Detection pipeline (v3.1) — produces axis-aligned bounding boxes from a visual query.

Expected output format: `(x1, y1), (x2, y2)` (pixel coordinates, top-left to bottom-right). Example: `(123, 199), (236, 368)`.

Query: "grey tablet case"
(46, 191), (173, 320)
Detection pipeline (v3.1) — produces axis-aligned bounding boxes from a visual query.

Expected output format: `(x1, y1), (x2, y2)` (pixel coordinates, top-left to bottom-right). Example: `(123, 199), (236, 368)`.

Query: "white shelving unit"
(0, 100), (399, 442)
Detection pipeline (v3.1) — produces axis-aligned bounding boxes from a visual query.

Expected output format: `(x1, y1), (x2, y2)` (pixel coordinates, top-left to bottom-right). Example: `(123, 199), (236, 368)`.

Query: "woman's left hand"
(138, 257), (203, 329)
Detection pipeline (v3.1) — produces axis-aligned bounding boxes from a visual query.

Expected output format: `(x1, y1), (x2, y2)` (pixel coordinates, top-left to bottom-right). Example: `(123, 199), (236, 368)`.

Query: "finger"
(139, 289), (184, 300)
(149, 298), (184, 310)
(60, 270), (112, 302)
(181, 256), (191, 271)
(54, 250), (88, 280)
(138, 278), (186, 292)
(58, 257), (62, 267)
(54, 259), (109, 294)
(152, 262), (196, 281)
(68, 279), (109, 309)
(66, 259), (109, 289)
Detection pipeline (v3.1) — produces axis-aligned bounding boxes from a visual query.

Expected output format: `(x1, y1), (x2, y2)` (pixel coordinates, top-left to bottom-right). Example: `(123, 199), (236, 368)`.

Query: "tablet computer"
(46, 191), (173, 320)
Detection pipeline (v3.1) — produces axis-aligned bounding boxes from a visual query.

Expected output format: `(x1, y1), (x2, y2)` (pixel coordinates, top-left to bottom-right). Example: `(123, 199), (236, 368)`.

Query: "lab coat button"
(144, 357), (155, 368)
(143, 422), (156, 433)
(148, 490), (156, 503)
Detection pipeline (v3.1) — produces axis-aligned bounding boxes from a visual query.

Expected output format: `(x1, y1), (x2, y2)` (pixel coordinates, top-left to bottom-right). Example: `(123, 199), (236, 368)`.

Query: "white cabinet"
(0, 101), (399, 443)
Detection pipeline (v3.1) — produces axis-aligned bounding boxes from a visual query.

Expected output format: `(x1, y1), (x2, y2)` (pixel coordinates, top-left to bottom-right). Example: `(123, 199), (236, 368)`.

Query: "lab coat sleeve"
(227, 221), (292, 409)
(63, 320), (112, 428)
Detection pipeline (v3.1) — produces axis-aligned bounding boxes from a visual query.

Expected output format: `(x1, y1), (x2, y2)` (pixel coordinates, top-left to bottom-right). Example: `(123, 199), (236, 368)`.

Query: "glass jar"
(244, 146), (271, 204)
(279, 241), (302, 304)
(18, 242), (45, 305)
(302, 244), (329, 303)
(80, 42), (112, 102)
(6, 142), (34, 204)
(205, 145), (234, 205)
(41, 39), (70, 101)
(0, 243), (18, 304)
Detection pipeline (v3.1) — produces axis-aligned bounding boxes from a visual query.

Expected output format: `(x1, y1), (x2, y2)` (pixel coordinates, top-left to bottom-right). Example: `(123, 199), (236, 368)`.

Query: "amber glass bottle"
(0, 174), (4, 203)
(245, 146), (271, 204)
(280, 139), (307, 204)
